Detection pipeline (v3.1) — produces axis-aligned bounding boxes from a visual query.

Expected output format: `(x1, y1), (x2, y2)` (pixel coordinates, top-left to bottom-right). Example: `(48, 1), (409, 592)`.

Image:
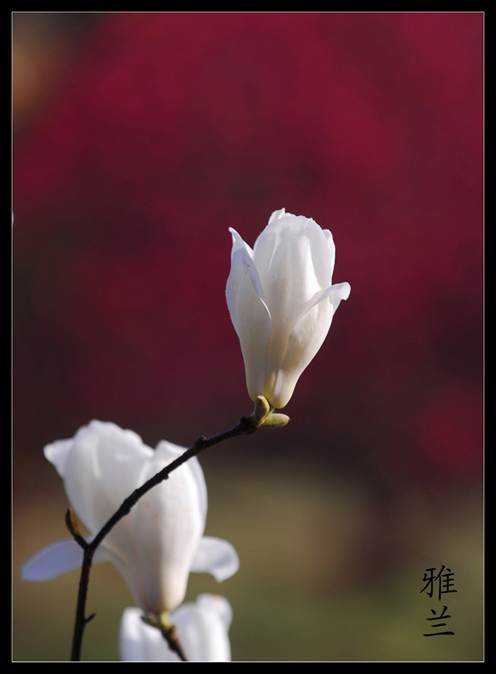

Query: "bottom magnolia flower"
(119, 594), (233, 661)
(21, 421), (239, 614)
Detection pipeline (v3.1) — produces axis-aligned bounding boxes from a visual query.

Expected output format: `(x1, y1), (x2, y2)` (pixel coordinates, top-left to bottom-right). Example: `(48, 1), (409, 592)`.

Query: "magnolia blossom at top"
(226, 209), (351, 409)
(119, 594), (233, 662)
(22, 421), (239, 615)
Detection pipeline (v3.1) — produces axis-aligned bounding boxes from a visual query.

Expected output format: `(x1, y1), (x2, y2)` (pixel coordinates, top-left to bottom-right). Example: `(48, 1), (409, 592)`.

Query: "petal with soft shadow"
(190, 536), (240, 582)
(226, 229), (272, 400)
(254, 213), (333, 327)
(172, 594), (232, 661)
(44, 421), (152, 535)
(269, 281), (352, 408)
(119, 607), (165, 661)
(106, 446), (206, 614)
(154, 440), (207, 525)
(21, 538), (109, 582)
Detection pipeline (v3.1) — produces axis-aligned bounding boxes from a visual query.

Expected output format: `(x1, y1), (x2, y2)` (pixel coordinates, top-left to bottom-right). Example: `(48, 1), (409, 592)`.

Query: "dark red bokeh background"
(13, 12), (483, 492)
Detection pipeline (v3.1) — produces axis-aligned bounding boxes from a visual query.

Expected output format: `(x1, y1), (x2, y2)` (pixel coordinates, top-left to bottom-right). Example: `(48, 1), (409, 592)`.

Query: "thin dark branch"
(69, 413), (259, 661)
(159, 619), (188, 661)
(164, 633), (188, 662)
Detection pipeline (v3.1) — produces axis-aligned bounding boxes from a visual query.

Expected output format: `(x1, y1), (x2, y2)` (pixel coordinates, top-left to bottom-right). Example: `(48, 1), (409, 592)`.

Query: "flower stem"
(69, 413), (259, 661)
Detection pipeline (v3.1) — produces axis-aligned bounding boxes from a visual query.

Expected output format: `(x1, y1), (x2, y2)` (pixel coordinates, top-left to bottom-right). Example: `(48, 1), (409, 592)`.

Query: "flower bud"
(226, 209), (350, 409)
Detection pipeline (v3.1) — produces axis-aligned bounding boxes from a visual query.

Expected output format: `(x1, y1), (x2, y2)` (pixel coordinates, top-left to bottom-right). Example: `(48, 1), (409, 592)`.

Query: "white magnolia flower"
(226, 208), (351, 409)
(119, 594), (232, 661)
(21, 421), (239, 615)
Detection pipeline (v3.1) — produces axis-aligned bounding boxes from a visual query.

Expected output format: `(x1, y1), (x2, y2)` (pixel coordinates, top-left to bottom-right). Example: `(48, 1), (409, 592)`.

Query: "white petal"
(154, 440), (208, 524)
(21, 538), (109, 582)
(226, 228), (270, 325)
(252, 217), (336, 406)
(119, 607), (167, 661)
(268, 281), (351, 409)
(196, 593), (233, 631)
(47, 421), (152, 535)
(254, 213), (334, 328)
(172, 594), (232, 661)
(326, 280), (351, 314)
(268, 315), (332, 409)
(190, 536), (240, 582)
(43, 439), (74, 479)
(268, 208), (286, 223)
(226, 229), (272, 401)
(323, 228), (336, 281)
(107, 451), (207, 614)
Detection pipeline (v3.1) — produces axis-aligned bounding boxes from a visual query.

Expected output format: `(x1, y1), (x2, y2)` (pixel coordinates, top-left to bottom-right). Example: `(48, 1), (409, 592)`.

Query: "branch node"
(193, 435), (207, 451)
(239, 415), (258, 434)
(65, 508), (88, 550)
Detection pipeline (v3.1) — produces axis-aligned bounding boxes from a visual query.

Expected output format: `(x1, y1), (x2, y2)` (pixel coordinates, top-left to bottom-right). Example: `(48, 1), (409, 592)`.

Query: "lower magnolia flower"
(21, 421), (239, 615)
(226, 208), (351, 409)
(119, 594), (233, 661)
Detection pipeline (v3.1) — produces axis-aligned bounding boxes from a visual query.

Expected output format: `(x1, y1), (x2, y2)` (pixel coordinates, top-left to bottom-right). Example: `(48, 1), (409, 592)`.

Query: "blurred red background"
(13, 11), (483, 478)
(13, 12), (483, 661)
